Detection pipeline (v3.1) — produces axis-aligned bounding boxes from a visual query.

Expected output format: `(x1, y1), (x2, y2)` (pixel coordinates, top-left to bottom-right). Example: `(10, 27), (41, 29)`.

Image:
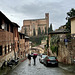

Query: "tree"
(45, 27), (47, 35)
(48, 23), (53, 33)
(45, 36), (49, 51)
(67, 8), (75, 17)
(38, 27), (41, 35)
(66, 8), (75, 33)
(33, 28), (36, 36)
(66, 8), (75, 41)
(25, 27), (27, 35)
(46, 38), (49, 48)
(50, 23), (53, 31)
(42, 30), (44, 35)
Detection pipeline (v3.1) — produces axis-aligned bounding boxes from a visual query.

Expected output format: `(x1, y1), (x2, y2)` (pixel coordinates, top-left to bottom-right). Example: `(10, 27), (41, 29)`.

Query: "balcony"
(0, 29), (13, 45)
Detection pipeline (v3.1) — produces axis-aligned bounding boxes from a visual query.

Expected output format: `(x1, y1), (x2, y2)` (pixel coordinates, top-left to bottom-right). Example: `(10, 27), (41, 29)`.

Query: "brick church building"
(21, 13), (49, 36)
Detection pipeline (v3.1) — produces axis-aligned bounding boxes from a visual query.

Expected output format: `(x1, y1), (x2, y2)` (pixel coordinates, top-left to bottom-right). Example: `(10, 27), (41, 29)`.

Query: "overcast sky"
(0, 0), (75, 31)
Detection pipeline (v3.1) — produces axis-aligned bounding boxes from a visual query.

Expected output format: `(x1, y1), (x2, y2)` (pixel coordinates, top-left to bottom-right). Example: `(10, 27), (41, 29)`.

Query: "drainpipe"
(13, 27), (16, 60)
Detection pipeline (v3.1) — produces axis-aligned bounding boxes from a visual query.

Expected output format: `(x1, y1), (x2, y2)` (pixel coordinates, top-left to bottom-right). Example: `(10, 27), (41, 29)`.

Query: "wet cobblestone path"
(6, 56), (75, 75)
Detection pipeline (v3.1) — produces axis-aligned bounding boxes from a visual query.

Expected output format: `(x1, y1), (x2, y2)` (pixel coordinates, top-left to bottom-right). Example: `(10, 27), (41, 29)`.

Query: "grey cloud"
(0, 0), (75, 30)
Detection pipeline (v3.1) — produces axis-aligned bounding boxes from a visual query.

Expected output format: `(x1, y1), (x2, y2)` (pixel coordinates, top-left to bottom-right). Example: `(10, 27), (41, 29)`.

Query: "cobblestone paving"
(6, 56), (75, 75)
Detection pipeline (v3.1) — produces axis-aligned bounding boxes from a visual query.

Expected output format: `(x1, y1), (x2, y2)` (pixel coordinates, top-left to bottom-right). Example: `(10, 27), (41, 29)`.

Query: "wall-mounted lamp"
(1, 24), (5, 30)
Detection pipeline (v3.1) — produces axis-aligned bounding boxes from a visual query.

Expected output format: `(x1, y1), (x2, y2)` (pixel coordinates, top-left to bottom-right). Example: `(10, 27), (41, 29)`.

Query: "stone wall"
(58, 39), (75, 64)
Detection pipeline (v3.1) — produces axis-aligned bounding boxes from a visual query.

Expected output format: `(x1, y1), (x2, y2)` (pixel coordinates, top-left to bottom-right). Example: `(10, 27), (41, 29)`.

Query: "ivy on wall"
(50, 35), (60, 55)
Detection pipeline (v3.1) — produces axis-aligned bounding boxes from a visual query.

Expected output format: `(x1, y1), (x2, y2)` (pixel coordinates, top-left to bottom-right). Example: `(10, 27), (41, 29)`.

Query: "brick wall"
(0, 29), (13, 45)
(22, 13), (49, 36)
(19, 39), (25, 58)
(0, 29), (14, 67)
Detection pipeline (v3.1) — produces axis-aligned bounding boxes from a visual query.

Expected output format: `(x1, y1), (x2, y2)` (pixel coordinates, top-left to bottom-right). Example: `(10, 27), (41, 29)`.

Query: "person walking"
(33, 54), (37, 65)
(28, 54), (31, 65)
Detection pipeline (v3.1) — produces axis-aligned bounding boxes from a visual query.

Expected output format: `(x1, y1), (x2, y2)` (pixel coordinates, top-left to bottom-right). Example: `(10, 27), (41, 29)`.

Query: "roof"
(23, 18), (46, 21)
(48, 29), (69, 34)
(0, 11), (20, 28)
(59, 25), (66, 28)
(19, 32), (25, 35)
(69, 16), (75, 20)
(12, 22), (20, 27)
(0, 11), (13, 25)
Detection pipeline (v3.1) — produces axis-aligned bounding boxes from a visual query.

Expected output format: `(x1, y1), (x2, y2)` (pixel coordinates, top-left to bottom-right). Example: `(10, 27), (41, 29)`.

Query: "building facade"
(13, 23), (19, 59)
(0, 11), (15, 67)
(25, 36), (29, 57)
(70, 16), (75, 37)
(19, 32), (25, 58)
(21, 13), (49, 36)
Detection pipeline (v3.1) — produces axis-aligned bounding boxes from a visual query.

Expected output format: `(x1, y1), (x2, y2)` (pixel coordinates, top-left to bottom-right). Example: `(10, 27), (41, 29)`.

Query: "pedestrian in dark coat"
(28, 54), (31, 65)
(33, 54), (37, 65)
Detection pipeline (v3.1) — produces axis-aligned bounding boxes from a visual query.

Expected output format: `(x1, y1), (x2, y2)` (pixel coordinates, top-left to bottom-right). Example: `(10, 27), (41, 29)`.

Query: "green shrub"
(50, 46), (58, 55)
